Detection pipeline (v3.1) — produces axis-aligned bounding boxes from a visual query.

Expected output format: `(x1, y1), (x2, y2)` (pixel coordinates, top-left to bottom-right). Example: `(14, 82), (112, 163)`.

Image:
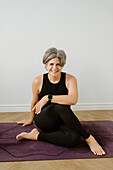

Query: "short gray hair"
(43, 47), (66, 67)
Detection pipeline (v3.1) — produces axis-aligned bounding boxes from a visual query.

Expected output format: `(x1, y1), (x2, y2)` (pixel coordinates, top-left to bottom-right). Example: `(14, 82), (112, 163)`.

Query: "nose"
(53, 64), (57, 70)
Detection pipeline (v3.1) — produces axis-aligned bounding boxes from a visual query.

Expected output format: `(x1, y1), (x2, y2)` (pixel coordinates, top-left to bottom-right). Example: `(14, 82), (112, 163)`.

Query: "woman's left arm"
(51, 75), (78, 105)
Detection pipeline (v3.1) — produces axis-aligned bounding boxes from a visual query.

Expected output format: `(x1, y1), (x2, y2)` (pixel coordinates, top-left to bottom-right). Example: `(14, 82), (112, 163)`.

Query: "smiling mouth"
(51, 70), (58, 73)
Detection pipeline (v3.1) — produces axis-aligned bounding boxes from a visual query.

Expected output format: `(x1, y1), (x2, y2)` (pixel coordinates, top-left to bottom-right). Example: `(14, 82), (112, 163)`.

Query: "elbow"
(71, 101), (77, 105)
(71, 97), (78, 105)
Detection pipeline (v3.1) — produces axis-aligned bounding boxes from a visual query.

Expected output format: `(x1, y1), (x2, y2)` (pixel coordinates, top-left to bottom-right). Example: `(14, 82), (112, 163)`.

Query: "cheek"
(58, 66), (62, 70)
(45, 65), (51, 71)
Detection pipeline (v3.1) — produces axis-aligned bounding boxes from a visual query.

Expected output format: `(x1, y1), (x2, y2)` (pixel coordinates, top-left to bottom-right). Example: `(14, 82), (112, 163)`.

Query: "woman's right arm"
(17, 76), (41, 126)
(30, 77), (40, 123)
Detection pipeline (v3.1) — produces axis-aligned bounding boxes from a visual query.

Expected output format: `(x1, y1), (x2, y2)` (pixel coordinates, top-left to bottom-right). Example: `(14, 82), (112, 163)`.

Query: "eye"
(56, 63), (60, 66)
(50, 63), (54, 66)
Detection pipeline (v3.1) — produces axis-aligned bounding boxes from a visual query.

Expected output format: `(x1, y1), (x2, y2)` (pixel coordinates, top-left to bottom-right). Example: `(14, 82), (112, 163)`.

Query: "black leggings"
(34, 104), (90, 147)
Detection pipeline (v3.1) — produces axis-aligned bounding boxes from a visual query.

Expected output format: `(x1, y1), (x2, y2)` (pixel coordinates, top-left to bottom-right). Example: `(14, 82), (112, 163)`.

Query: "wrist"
(44, 95), (48, 103)
(29, 119), (33, 123)
(48, 94), (52, 103)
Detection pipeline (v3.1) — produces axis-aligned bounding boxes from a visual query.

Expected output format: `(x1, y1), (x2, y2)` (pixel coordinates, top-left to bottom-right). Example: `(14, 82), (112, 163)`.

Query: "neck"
(48, 72), (61, 83)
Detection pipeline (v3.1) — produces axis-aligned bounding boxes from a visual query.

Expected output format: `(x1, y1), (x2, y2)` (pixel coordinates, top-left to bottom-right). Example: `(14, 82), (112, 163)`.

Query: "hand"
(32, 95), (48, 114)
(32, 103), (42, 114)
(17, 120), (32, 126)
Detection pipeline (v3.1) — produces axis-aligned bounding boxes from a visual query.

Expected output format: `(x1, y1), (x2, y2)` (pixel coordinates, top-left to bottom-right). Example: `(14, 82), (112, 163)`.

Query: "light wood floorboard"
(0, 110), (113, 170)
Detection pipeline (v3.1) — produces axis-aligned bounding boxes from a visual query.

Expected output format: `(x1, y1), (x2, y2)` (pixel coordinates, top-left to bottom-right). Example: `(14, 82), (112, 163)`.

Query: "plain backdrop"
(0, 0), (113, 111)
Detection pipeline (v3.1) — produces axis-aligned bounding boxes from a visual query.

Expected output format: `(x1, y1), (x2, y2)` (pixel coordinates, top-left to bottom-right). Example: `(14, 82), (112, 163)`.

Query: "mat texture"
(0, 121), (113, 162)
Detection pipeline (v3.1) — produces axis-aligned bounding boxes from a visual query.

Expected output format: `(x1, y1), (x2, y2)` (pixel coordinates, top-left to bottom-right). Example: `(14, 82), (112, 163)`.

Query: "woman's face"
(46, 57), (62, 77)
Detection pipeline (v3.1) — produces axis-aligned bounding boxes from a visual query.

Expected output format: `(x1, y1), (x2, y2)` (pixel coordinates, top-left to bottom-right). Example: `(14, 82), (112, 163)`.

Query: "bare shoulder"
(66, 73), (78, 95)
(33, 75), (43, 85)
(66, 73), (77, 83)
(32, 75), (43, 93)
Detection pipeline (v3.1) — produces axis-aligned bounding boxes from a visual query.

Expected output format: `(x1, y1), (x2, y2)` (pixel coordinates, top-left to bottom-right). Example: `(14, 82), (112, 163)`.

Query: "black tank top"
(39, 72), (68, 108)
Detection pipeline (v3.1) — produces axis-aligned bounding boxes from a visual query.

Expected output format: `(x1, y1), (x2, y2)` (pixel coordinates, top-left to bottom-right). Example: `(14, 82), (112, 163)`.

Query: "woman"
(16, 47), (105, 156)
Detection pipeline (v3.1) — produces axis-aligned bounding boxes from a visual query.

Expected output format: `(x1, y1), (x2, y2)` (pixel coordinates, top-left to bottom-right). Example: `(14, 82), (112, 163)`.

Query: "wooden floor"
(0, 110), (113, 170)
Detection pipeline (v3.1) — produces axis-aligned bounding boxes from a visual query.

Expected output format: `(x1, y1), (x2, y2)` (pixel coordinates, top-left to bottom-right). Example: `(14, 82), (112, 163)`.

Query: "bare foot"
(85, 135), (106, 155)
(16, 128), (39, 140)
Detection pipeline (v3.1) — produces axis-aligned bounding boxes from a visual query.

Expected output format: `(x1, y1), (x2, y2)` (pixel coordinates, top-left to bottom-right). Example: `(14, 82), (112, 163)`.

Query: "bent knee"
(53, 104), (70, 111)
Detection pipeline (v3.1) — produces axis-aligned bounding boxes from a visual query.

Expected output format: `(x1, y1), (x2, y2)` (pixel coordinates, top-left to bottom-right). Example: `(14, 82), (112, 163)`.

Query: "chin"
(50, 71), (61, 76)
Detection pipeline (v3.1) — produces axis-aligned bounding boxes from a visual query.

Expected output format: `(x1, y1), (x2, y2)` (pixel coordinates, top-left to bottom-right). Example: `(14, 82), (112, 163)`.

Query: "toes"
(91, 148), (105, 156)
(99, 147), (106, 155)
(94, 149), (106, 156)
(16, 135), (19, 140)
(97, 151), (102, 155)
(101, 150), (106, 155)
(93, 151), (97, 155)
(101, 148), (106, 155)
(16, 132), (25, 140)
(103, 151), (106, 155)
(16, 134), (22, 140)
(91, 149), (97, 155)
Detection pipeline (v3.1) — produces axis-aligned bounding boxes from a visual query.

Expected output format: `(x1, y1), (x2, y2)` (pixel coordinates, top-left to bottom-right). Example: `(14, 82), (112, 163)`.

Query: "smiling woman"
(16, 47), (105, 156)
(45, 57), (62, 83)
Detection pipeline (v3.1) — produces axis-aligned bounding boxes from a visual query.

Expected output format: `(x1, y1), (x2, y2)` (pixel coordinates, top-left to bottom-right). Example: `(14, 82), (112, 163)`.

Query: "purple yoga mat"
(0, 121), (113, 162)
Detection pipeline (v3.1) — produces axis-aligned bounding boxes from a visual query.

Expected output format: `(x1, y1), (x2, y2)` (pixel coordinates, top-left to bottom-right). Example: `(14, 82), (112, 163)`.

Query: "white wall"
(0, 0), (113, 112)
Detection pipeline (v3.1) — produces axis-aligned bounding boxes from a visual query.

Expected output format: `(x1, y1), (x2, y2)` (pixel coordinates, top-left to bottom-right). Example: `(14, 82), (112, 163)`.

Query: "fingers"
(17, 120), (32, 127)
(22, 123), (26, 127)
(17, 120), (25, 124)
(35, 107), (41, 114)
(32, 105), (41, 114)
(32, 106), (35, 111)
(32, 103), (42, 114)
(22, 122), (29, 127)
(17, 120), (28, 126)
(17, 121), (22, 124)
(17, 122), (21, 124)
(32, 106), (40, 113)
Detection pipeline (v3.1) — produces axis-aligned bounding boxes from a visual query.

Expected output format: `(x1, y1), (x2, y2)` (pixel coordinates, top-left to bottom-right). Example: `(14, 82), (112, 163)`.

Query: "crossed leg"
(16, 104), (106, 155)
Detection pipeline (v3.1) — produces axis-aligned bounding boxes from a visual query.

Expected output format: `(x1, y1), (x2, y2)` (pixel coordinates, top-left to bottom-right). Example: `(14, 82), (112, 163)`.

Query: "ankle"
(85, 135), (93, 143)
